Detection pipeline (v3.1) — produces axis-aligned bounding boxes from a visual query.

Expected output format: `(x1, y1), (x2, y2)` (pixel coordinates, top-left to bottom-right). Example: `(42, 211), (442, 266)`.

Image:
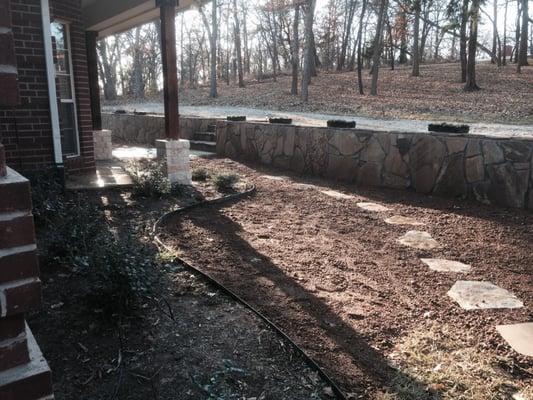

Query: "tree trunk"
(460, 0), (469, 82)
(356, 0), (368, 94)
(503, 0), (508, 65)
(399, 8), (408, 64)
(412, 0), (421, 76)
(132, 27), (145, 99)
(302, 0), (317, 102)
(291, 5), (300, 95)
(97, 39), (117, 100)
(517, 0), (529, 70)
(310, 30), (319, 76)
(233, 0), (245, 87)
(464, 0), (481, 91)
(338, 0), (357, 70)
(492, 0), (498, 63)
(371, 0), (387, 95)
(199, 1), (218, 97)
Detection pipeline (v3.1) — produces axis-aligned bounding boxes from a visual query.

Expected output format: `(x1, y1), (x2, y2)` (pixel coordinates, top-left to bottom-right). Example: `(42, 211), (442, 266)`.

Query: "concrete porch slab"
(66, 161), (133, 191)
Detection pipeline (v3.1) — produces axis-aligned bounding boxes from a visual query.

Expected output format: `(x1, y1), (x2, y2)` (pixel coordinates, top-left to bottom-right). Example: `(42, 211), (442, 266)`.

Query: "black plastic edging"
(153, 187), (348, 400)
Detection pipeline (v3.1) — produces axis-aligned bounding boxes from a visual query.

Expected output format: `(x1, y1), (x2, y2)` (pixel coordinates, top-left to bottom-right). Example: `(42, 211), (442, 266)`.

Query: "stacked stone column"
(93, 130), (113, 161)
(0, 144), (54, 400)
(156, 139), (192, 185)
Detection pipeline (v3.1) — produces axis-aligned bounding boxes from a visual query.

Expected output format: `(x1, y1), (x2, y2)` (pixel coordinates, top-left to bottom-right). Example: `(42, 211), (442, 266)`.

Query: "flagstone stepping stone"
(320, 190), (355, 200)
(385, 215), (425, 226)
(496, 322), (533, 357)
(421, 258), (471, 273)
(261, 175), (288, 181)
(398, 231), (440, 250)
(447, 281), (524, 310)
(357, 202), (391, 212)
(295, 183), (318, 190)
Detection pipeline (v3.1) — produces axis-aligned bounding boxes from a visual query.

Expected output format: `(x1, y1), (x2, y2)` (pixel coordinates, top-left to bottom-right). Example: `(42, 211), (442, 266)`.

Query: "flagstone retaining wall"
(102, 113), (219, 145)
(216, 121), (533, 210)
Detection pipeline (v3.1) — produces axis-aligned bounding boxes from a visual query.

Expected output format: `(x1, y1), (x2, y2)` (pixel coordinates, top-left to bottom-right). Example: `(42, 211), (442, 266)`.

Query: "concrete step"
(193, 132), (216, 142)
(190, 140), (216, 153)
(0, 324), (53, 400)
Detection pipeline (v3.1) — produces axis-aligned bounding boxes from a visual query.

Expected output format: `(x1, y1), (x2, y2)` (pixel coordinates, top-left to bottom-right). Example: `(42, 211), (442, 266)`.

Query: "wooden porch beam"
(157, 0), (179, 139)
(86, 31), (102, 131)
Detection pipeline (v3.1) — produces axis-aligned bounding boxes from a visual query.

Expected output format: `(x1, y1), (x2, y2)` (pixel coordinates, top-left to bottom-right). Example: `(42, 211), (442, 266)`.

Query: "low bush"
(32, 175), (154, 315)
(127, 160), (171, 198)
(212, 173), (240, 193)
(192, 167), (209, 181)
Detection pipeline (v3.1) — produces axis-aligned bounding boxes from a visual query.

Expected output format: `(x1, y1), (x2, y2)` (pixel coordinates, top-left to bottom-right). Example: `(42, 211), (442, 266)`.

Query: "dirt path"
(162, 158), (533, 399)
(31, 188), (336, 400)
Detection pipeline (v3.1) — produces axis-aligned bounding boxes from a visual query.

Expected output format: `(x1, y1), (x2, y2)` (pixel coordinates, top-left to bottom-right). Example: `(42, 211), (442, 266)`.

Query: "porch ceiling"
(81, 0), (204, 37)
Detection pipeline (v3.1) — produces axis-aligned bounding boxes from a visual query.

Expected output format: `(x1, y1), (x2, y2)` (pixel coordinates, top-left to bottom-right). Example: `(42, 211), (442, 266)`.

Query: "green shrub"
(32, 178), (154, 315)
(127, 160), (171, 198)
(192, 167), (209, 182)
(212, 173), (240, 193)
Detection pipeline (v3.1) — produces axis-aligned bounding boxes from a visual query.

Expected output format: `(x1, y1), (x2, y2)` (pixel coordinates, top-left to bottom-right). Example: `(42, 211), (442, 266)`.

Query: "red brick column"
(0, 155), (54, 399)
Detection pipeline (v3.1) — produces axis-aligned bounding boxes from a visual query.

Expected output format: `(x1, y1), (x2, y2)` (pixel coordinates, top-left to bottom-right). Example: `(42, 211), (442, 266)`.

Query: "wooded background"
(96, 0), (532, 101)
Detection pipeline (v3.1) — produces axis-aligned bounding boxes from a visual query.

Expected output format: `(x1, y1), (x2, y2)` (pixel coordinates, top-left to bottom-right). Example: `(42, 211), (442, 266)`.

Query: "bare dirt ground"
(30, 186), (335, 399)
(175, 62), (533, 125)
(161, 157), (533, 399)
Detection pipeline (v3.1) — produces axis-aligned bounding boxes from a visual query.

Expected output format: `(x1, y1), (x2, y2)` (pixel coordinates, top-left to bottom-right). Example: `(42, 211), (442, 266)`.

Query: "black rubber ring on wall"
(153, 186), (348, 400)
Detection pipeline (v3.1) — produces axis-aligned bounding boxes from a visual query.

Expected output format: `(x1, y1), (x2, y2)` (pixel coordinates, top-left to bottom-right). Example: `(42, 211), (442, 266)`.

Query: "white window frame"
(53, 20), (81, 158)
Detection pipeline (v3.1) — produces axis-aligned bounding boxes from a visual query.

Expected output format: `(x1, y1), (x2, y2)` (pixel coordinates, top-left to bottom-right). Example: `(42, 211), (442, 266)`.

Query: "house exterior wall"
(0, 0), (95, 174)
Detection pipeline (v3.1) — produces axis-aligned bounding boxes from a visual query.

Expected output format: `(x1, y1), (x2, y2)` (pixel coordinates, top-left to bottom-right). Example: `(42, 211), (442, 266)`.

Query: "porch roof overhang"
(81, 0), (202, 37)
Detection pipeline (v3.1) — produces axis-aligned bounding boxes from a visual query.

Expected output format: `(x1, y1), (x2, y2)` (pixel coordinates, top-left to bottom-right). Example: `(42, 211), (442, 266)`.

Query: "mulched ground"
(160, 157), (533, 399)
(29, 187), (335, 400)
(178, 62), (533, 124)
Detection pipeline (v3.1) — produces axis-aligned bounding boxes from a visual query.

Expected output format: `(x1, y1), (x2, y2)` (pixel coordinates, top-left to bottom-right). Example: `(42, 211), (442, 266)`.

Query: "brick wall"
(0, 144), (54, 399)
(0, 0), (95, 174)
(0, 0), (20, 107)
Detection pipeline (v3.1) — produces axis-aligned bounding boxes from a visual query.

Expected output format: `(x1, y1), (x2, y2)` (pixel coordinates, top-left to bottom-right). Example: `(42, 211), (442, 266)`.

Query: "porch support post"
(158, 0), (179, 139)
(85, 31), (102, 131)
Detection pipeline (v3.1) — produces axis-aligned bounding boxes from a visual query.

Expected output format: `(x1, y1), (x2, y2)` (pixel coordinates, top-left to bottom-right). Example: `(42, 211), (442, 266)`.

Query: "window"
(51, 21), (79, 156)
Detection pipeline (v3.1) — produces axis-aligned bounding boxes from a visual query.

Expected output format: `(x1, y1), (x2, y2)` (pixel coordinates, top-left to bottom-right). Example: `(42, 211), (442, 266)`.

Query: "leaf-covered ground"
(177, 62), (533, 124)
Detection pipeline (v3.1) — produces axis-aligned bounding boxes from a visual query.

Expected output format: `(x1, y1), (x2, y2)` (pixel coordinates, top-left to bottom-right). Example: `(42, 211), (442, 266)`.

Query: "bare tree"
(97, 38), (118, 100)
(233, 0), (245, 87)
(412, 0), (421, 76)
(517, 0), (529, 71)
(199, 0), (218, 97)
(291, 4), (301, 95)
(460, 0), (469, 81)
(371, 0), (388, 95)
(464, 0), (481, 91)
(356, 0), (368, 94)
(338, 0), (358, 70)
(302, 0), (317, 102)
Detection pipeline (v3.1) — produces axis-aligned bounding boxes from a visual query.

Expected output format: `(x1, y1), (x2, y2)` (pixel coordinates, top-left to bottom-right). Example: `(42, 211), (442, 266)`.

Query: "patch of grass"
(192, 167), (209, 182)
(376, 322), (533, 400)
(212, 173), (240, 193)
